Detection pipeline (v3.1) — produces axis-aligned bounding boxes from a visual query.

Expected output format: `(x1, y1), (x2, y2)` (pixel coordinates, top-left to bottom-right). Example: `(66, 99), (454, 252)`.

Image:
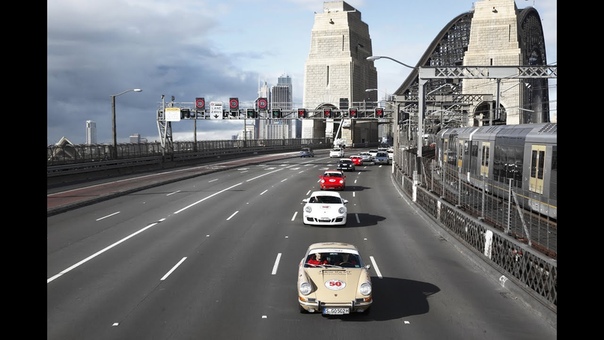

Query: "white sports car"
(297, 242), (373, 315)
(302, 191), (348, 226)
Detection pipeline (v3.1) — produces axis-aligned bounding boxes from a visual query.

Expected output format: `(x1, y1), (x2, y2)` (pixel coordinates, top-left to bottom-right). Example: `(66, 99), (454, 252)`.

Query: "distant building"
(129, 134), (147, 143)
(86, 120), (97, 145)
(271, 74), (293, 110)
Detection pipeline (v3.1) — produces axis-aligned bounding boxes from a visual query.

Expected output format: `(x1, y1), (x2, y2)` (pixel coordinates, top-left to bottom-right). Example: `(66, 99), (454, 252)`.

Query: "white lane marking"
(292, 211), (298, 221)
(226, 211), (238, 220)
(260, 189), (268, 195)
(272, 253), (282, 275)
(369, 256), (383, 279)
(48, 222), (160, 283)
(166, 190), (181, 196)
(161, 257), (187, 281)
(96, 211), (120, 221)
(174, 183), (243, 214)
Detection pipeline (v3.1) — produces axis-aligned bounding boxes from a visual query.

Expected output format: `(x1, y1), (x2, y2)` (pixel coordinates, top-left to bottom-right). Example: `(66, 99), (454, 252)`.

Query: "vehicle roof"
(323, 170), (344, 175)
(309, 191), (342, 197)
(339, 158), (352, 162)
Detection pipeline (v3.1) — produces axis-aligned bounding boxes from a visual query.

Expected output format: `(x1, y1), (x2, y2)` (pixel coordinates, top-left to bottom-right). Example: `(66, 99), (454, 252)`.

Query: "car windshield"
(324, 172), (342, 177)
(305, 251), (361, 267)
(309, 195), (342, 204)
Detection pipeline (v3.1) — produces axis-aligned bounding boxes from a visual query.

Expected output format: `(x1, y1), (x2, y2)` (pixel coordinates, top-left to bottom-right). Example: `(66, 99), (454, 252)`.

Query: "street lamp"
(111, 88), (142, 159)
(366, 56), (416, 69)
(367, 55), (426, 190)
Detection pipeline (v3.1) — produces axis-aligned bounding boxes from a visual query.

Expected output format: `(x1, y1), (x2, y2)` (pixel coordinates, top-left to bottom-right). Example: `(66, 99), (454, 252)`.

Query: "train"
(434, 123), (557, 220)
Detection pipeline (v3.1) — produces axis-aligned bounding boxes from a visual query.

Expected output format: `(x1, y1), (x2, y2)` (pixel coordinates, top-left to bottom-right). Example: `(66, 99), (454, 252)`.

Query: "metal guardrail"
(393, 147), (557, 313)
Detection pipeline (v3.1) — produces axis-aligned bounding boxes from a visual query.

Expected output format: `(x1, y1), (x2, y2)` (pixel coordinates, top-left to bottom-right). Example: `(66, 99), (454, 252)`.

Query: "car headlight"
(338, 207), (346, 214)
(359, 282), (372, 296)
(305, 206), (312, 213)
(299, 282), (312, 295)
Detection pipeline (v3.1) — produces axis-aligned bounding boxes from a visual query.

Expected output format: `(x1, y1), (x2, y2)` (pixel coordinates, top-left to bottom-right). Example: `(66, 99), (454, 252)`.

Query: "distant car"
(300, 147), (314, 157)
(368, 149), (379, 158)
(319, 170), (346, 191)
(349, 155), (363, 166)
(359, 152), (373, 164)
(297, 241), (372, 315)
(336, 158), (355, 172)
(373, 151), (390, 165)
(386, 148), (393, 161)
(329, 148), (345, 158)
(302, 191), (348, 226)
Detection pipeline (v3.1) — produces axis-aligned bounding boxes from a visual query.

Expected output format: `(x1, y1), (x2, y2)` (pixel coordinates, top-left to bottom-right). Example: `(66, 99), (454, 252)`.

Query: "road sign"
(195, 97), (205, 109)
(165, 107), (181, 122)
(257, 98), (268, 110)
(229, 98), (239, 110)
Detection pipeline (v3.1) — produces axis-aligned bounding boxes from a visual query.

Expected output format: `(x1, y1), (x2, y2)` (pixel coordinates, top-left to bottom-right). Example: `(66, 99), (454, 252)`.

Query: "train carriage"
(435, 123), (557, 220)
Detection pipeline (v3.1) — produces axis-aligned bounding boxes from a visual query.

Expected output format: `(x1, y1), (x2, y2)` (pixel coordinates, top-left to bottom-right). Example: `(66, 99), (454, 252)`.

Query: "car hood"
(303, 267), (368, 300)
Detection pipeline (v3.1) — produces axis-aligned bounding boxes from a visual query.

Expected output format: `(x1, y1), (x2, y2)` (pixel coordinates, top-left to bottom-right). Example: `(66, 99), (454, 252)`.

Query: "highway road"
(47, 154), (556, 339)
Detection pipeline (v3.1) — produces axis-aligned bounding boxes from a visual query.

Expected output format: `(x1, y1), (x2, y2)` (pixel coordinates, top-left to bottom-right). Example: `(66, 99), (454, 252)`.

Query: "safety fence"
(393, 146), (557, 313)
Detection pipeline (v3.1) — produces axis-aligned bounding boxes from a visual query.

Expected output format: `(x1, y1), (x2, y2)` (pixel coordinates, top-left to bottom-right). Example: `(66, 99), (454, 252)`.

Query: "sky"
(47, 0), (557, 146)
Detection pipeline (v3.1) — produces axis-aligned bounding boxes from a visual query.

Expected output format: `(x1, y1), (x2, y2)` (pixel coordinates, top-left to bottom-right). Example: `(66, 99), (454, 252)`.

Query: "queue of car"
(298, 146), (391, 316)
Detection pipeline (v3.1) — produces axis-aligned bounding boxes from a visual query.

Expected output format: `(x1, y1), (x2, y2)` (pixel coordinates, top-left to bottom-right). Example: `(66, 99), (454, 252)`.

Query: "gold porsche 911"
(297, 242), (372, 315)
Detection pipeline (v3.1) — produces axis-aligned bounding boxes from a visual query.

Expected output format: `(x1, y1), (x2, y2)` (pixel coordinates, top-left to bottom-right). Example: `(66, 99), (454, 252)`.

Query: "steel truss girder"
(421, 66), (557, 79)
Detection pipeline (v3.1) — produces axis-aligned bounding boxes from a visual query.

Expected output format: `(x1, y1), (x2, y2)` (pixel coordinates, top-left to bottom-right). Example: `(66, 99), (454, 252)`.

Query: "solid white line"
(369, 256), (383, 279)
(161, 257), (187, 281)
(272, 253), (282, 275)
(48, 222), (159, 283)
(174, 182), (243, 214)
(291, 211), (298, 221)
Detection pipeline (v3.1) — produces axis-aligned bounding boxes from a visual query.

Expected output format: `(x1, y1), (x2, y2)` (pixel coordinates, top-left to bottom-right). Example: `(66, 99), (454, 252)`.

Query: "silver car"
(373, 151), (390, 165)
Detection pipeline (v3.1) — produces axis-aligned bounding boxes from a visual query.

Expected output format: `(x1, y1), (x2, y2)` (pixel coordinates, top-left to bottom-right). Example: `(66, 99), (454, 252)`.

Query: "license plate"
(320, 218), (331, 222)
(323, 307), (350, 315)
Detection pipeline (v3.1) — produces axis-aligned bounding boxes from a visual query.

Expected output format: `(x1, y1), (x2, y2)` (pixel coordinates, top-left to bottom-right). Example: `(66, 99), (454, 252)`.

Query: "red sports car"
(349, 155), (363, 166)
(319, 170), (346, 190)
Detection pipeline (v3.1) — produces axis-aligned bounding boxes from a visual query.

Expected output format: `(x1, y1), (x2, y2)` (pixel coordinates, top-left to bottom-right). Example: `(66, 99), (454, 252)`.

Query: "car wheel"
(299, 305), (307, 313)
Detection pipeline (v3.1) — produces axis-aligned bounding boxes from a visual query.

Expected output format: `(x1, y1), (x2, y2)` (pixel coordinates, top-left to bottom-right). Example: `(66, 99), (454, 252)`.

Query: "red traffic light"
(323, 108), (332, 118)
(298, 108), (307, 118)
(375, 107), (384, 117)
(349, 108), (357, 117)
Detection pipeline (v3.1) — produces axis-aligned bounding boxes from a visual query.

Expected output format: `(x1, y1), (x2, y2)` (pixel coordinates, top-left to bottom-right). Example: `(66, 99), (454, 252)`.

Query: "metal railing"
(393, 147), (557, 312)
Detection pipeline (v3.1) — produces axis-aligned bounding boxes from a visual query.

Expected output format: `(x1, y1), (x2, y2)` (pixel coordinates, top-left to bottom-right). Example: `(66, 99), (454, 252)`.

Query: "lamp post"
(111, 88), (142, 159)
(365, 88), (392, 144)
(367, 56), (426, 192)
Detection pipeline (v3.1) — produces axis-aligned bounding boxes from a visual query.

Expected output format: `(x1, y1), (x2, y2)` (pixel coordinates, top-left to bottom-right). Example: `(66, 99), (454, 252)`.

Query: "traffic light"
(323, 108), (332, 118)
(349, 108), (357, 118)
(375, 107), (384, 117)
(272, 108), (282, 118)
(181, 108), (191, 119)
(298, 108), (307, 118)
(247, 108), (257, 118)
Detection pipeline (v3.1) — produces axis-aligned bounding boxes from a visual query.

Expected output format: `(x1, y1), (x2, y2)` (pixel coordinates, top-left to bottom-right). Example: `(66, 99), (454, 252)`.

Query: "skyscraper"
(271, 74), (293, 110)
(86, 120), (97, 145)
